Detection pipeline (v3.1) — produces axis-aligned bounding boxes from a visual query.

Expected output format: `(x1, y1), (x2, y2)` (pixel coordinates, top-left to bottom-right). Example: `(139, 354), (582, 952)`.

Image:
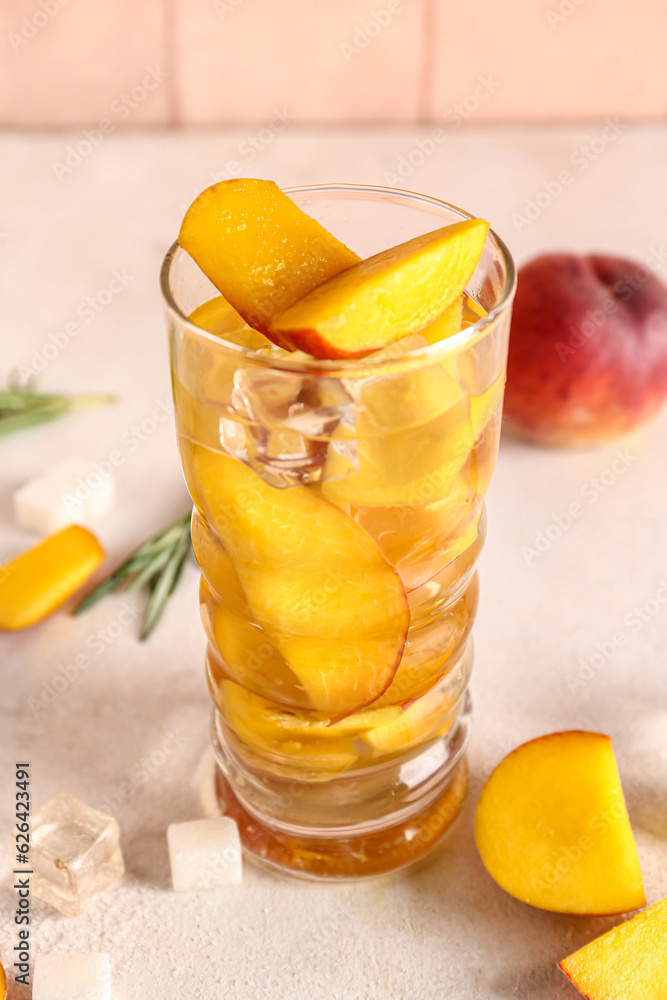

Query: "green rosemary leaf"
(125, 545), (175, 594)
(72, 511), (192, 638)
(72, 556), (141, 615)
(0, 387), (114, 437)
(140, 536), (191, 640)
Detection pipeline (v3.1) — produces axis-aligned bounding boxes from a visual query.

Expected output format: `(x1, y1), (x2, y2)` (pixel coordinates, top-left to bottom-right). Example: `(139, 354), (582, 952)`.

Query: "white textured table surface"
(2, 125), (667, 1000)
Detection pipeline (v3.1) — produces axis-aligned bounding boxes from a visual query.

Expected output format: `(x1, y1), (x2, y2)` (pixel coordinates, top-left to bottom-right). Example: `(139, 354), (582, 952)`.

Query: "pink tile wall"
(430, 0), (667, 121)
(0, 0), (170, 126)
(172, 0), (424, 123)
(0, 0), (665, 125)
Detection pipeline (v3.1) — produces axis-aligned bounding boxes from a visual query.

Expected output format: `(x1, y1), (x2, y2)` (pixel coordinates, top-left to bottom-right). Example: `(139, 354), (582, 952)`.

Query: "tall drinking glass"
(161, 184), (515, 879)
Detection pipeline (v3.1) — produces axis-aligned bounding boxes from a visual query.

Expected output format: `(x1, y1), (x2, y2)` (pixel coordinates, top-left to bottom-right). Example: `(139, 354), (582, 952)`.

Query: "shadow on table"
(389, 795), (622, 1000)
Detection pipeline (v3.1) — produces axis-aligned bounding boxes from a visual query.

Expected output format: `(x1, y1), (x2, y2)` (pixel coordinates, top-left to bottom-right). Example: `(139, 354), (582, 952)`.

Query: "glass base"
(210, 695), (471, 881)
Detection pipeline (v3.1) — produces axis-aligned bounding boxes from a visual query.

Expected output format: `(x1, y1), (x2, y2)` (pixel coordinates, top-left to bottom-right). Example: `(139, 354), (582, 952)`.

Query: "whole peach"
(503, 253), (667, 445)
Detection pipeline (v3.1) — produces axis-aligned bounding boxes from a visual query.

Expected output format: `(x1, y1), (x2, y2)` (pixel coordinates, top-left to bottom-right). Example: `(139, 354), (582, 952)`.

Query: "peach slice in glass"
(420, 294), (464, 345)
(218, 679), (402, 772)
(182, 444), (409, 716)
(270, 218), (489, 358)
(173, 295), (274, 449)
(179, 179), (360, 335)
(352, 474), (480, 590)
(200, 574), (306, 708)
(321, 362), (473, 507)
(363, 685), (455, 754)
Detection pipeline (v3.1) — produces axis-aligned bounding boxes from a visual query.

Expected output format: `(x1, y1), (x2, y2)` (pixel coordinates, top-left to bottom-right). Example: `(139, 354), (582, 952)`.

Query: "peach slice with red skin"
(270, 219), (489, 358)
(179, 180), (488, 360)
(474, 731), (645, 915)
(559, 896), (667, 999)
(181, 443), (409, 716)
(178, 179), (360, 336)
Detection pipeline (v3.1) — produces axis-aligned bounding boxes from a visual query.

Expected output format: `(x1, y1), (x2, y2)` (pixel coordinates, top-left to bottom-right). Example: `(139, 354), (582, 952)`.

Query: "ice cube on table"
(14, 459), (115, 535)
(29, 793), (124, 917)
(33, 953), (111, 1000)
(167, 816), (242, 891)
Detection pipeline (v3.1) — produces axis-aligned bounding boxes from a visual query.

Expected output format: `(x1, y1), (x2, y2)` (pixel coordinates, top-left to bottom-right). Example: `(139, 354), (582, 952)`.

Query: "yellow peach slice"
(220, 678), (400, 742)
(466, 297), (487, 321)
(559, 896), (667, 999)
(190, 514), (247, 614)
(0, 526), (104, 631)
(218, 679), (402, 772)
(270, 218), (489, 358)
(420, 294), (464, 345)
(182, 444), (409, 715)
(352, 476), (479, 590)
(189, 295), (260, 342)
(376, 577), (478, 707)
(364, 685), (454, 753)
(179, 179), (360, 335)
(471, 371), (505, 433)
(322, 355), (504, 509)
(222, 703), (358, 774)
(201, 575), (306, 706)
(322, 372), (472, 508)
(173, 297), (266, 449)
(475, 731), (646, 915)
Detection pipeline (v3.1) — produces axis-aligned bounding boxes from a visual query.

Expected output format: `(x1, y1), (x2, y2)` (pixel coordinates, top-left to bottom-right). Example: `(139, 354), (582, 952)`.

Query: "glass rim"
(159, 182), (517, 374)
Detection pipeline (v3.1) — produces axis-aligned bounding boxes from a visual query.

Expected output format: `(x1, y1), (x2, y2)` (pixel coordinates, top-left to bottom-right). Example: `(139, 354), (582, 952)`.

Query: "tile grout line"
(417, 0), (437, 122)
(162, 0), (181, 126)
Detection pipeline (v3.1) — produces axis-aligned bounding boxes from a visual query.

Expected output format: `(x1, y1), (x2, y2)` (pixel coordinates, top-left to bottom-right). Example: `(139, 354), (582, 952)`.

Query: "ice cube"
(14, 459), (115, 535)
(167, 816), (242, 891)
(32, 953), (111, 1000)
(232, 367), (303, 425)
(29, 793), (124, 917)
(233, 367), (355, 440)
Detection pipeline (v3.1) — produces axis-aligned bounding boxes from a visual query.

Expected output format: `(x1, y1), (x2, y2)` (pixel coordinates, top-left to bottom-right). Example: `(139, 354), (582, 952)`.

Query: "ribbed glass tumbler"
(161, 184), (515, 879)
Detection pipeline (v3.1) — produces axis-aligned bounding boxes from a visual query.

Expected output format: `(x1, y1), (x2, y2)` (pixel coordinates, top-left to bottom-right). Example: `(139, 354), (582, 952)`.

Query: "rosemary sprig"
(73, 512), (193, 640)
(0, 385), (114, 437)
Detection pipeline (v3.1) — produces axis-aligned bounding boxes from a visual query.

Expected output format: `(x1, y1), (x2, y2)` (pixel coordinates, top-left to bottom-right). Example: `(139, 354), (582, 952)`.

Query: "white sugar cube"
(14, 459), (116, 535)
(168, 816), (243, 891)
(33, 953), (111, 1000)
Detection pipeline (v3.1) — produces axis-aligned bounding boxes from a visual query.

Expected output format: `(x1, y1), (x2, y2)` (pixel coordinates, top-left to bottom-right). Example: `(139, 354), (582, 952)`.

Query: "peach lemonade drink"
(162, 181), (515, 878)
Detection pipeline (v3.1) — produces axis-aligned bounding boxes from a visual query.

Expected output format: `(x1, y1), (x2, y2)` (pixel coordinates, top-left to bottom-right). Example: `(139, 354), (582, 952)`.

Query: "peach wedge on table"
(474, 731), (645, 915)
(559, 896), (667, 999)
(0, 525), (104, 630)
(178, 178), (360, 335)
(182, 444), (409, 716)
(270, 218), (489, 358)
